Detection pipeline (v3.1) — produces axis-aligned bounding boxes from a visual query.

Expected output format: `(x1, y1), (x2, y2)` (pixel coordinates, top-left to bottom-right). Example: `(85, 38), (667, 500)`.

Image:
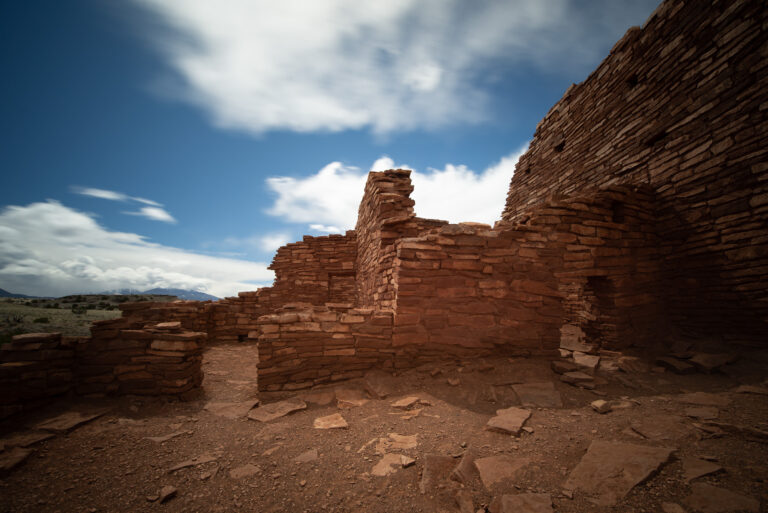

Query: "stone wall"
(0, 333), (77, 419)
(502, 0), (768, 344)
(257, 304), (393, 391)
(392, 185), (660, 357)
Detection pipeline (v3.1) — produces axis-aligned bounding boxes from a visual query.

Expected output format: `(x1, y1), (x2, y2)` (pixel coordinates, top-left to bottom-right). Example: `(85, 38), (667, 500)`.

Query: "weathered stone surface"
(450, 451), (476, 484)
(591, 399), (612, 414)
(682, 457), (722, 483)
(205, 399), (259, 419)
(656, 357), (696, 374)
(371, 453), (413, 476)
(36, 410), (106, 433)
(489, 493), (553, 513)
(146, 430), (188, 443)
(230, 464), (260, 479)
(685, 483), (759, 513)
(391, 396), (420, 409)
(684, 407), (719, 420)
(168, 453), (217, 472)
(550, 360), (578, 375)
(630, 415), (692, 442)
(419, 455), (455, 494)
(294, 449), (318, 464)
(159, 485), (177, 503)
(475, 456), (529, 490)
(564, 441), (674, 506)
(0, 447), (32, 475)
(573, 352), (600, 372)
(248, 398), (306, 422)
(335, 388), (369, 408)
(300, 389), (335, 406)
(689, 353), (736, 373)
(733, 385), (768, 395)
(362, 370), (395, 399)
(618, 357), (650, 374)
(0, 431), (54, 448)
(375, 433), (418, 454)
(677, 393), (731, 407)
(486, 407), (531, 436)
(560, 371), (594, 385)
(313, 413), (348, 429)
(512, 382), (563, 408)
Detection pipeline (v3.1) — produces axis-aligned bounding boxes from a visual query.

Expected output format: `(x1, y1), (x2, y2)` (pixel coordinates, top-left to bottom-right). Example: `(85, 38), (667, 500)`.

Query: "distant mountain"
(0, 288), (33, 298)
(138, 288), (220, 301)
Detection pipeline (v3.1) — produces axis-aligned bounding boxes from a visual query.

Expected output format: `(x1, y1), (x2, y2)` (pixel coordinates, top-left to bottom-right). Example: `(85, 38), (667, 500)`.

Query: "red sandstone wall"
(393, 186), (661, 355)
(257, 304), (393, 391)
(266, 232), (357, 306)
(502, 0), (768, 344)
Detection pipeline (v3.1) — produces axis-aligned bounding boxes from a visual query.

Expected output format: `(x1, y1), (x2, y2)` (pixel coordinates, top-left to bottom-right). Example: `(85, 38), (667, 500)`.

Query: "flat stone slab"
(656, 357), (696, 374)
(475, 455), (529, 490)
(35, 410), (106, 433)
(168, 453), (217, 473)
(685, 406), (719, 420)
(335, 387), (369, 408)
(371, 453), (413, 476)
(512, 382), (563, 408)
(560, 371), (594, 384)
(391, 396), (420, 409)
(630, 415), (692, 442)
(0, 431), (54, 449)
(294, 449), (318, 464)
(489, 493), (553, 513)
(689, 353), (736, 373)
(450, 451), (477, 484)
(682, 456), (722, 483)
(313, 413), (348, 429)
(205, 399), (259, 419)
(573, 352), (600, 372)
(0, 447), (32, 475)
(230, 464), (261, 479)
(564, 440), (674, 506)
(677, 392), (731, 407)
(685, 483), (759, 513)
(248, 398), (306, 422)
(486, 407), (531, 436)
(375, 433), (418, 454)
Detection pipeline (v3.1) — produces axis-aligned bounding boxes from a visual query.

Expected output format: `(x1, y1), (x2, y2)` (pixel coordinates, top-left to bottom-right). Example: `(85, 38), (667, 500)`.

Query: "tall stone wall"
(392, 185), (661, 357)
(502, 0), (768, 344)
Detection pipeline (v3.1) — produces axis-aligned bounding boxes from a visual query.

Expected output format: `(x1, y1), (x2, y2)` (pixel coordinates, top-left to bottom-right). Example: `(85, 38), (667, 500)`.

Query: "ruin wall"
(502, 0), (768, 344)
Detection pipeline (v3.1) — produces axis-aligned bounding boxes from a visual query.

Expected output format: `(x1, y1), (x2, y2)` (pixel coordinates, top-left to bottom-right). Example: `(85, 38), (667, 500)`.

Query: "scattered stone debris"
(374, 433), (418, 454)
(204, 399), (259, 419)
(247, 398), (307, 422)
(564, 441), (674, 506)
(168, 453), (217, 473)
(313, 413), (348, 429)
(485, 407), (531, 436)
(35, 410), (106, 434)
(684, 483), (759, 513)
(488, 493), (553, 513)
(371, 453), (414, 476)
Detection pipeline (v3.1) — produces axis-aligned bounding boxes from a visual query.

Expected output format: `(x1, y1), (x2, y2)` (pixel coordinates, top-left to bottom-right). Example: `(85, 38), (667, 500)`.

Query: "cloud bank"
(73, 186), (176, 223)
(0, 201), (273, 298)
(131, 0), (656, 134)
(266, 145), (527, 231)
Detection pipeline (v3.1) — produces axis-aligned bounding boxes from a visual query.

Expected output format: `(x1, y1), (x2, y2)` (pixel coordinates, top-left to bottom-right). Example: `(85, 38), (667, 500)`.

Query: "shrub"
(33, 317), (50, 323)
(71, 304), (88, 315)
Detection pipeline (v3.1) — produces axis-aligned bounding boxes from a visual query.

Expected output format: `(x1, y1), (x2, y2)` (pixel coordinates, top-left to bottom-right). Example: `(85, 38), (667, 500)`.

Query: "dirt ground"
(0, 300), (122, 339)
(1, 343), (767, 513)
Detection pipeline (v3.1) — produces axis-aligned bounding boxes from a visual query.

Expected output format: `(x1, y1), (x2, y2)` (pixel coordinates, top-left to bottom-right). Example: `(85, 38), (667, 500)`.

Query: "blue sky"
(0, 0), (658, 298)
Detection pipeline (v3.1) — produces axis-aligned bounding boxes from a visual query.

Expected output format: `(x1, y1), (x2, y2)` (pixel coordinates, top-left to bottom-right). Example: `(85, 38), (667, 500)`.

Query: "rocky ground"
(1, 343), (767, 513)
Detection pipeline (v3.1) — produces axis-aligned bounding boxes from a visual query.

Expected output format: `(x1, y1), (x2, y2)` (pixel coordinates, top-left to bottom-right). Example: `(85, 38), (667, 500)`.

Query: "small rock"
(294, 449), (318, 464)
(230, 464), (260, 479)
(656, 357), (696, 375)
(391, 396), (420, 409)
(299, 479), (307, 487)
(661, 503), (686, 513)
(247, 397), (307, 422)
(313, 413), (348, 429)
(159, 485), (177, 503)
(591, 400), (612, 414)
(146, 495), (159, 502)
(550, 360), (578, 375)
(447, 378), (461, 386)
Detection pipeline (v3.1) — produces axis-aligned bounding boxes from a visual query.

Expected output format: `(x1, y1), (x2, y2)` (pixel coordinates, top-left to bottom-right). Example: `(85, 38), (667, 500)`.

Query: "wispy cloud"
(73, 186), (175, 223)
(0, 201), (273, 298)
(73, 186), (162, 207)
(130, 0), (657, 135)
(265, 145), (528, 230)
(124, 206), (177, 224)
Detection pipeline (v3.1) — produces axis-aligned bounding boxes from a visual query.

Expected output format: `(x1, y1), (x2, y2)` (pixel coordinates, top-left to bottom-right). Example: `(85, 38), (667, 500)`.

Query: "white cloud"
(124, 206), (177, 224)
(130, 0), (657, 135)
(265, 145), (527, 230)
(309, 224), (342, 234)
(259, 233), (292, 252)
(0, 201), (273, 298)
(73, 186), (163, 207)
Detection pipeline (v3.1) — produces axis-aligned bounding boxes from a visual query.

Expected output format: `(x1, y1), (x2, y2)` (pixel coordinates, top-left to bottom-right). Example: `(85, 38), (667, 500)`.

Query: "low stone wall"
(0, 333), (78, 419)
(257, 304), (393, 391)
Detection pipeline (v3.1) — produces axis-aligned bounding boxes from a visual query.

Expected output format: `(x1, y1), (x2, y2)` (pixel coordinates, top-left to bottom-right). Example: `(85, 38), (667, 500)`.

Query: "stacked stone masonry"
(2, 0), (764, 402)
(502, 0), (768, 344)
